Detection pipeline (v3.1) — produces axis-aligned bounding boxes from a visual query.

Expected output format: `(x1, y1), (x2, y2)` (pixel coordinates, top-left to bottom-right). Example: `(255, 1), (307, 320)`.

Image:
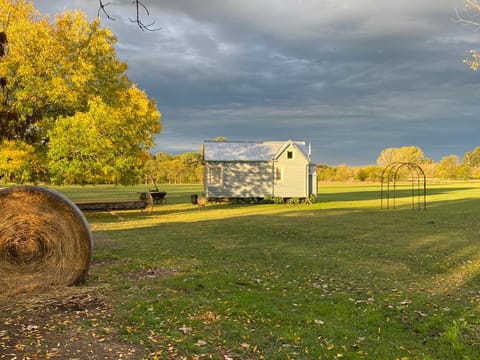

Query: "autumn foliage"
(0, 1), (161, 184)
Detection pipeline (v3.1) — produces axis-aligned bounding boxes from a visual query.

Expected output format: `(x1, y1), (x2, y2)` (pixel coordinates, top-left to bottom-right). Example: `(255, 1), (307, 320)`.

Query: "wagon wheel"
(139, 191), (154, 213)
(0, 186), (93, 293)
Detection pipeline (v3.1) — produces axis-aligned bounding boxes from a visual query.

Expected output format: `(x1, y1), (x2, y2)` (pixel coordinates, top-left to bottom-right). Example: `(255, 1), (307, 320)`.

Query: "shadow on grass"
(84, 196), (480, 359)
(91, 197), (480, 286)
(82, 184), (480, 226)
(319, 186), (478, 202)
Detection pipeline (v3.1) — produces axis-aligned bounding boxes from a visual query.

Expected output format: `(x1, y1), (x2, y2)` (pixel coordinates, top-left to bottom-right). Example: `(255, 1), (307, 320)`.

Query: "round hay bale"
(0, 186), (92, 291)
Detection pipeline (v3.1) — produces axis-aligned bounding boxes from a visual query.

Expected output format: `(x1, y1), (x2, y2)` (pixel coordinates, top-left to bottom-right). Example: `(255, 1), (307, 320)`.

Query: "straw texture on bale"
(0, 186), (92, 291)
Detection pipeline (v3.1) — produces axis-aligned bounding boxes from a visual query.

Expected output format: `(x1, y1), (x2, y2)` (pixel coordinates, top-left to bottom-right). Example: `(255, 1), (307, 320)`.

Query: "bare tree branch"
(98, 0), (161, 31)
(98, 0), (115, 21)
(455, 1), (480, 71)
(454, 0), (480, 27)
(129, 0), (162, 32)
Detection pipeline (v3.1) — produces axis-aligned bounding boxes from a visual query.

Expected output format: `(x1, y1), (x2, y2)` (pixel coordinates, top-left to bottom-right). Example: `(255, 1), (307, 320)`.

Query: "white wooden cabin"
(203, 140), (317, 200)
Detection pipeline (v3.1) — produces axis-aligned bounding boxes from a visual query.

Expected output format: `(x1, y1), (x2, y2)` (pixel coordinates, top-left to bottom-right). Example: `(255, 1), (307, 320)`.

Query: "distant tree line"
(143, 152), (204, 186)
(0, 149), (205, 185)
(316, 146), (480, 182)
(3, 145), (480, 185)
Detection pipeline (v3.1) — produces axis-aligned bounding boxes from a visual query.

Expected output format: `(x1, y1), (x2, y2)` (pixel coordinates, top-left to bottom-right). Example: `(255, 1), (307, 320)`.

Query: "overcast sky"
(31, 0), (479, 165)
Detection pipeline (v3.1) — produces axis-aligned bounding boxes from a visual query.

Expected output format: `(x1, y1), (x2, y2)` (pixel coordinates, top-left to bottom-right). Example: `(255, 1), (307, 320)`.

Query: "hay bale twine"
(0, 186), (92, 291)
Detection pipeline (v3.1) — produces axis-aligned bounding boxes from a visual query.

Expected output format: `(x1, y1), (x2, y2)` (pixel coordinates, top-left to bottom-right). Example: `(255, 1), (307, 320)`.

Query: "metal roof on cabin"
(203, 140), (310, 161)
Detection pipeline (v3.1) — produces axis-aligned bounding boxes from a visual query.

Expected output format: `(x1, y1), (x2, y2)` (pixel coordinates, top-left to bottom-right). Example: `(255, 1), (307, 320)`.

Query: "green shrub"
(273, 196), (285, 204)
(287, 197), (300, 204)
(262, 195), (274, 204)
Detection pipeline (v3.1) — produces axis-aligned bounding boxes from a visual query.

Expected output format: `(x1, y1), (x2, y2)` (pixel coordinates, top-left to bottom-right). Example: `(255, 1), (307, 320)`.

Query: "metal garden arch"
(381, 162), (426, 211)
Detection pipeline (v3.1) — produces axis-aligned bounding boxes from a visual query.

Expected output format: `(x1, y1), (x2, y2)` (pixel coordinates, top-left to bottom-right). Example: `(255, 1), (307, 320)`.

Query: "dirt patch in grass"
(92, 233), (116, 247)
(0, 286), (144, 359)
(126, 267), (178, 281)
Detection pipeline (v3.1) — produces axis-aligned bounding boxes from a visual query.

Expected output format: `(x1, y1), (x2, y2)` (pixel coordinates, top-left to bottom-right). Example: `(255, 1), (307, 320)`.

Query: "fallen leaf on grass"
(179, 326), (192, 334)
(195, 339), (207, 346)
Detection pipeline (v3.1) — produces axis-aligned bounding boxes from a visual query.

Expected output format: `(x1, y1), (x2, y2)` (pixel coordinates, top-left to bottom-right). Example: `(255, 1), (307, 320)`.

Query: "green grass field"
(50, 182), (480, 359)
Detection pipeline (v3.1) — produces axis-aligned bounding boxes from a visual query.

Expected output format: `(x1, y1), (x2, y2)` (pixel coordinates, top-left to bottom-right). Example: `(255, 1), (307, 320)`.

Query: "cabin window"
(287, 150), (293, 160)
(208, 165), (223, 185)
(275, 166), (283, 182)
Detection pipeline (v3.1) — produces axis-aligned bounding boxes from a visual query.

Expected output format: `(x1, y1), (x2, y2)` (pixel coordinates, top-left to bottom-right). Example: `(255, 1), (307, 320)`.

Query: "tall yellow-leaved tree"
(0, 1), (161, 184)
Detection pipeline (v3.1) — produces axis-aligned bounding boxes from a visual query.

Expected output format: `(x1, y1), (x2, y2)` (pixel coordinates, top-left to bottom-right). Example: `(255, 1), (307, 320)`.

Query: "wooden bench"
(75, 191), (167, 213)
(75, 199), (147, 212)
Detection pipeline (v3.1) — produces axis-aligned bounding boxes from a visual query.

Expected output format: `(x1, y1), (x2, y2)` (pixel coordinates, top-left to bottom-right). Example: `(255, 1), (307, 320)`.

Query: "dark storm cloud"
(31, 0), (479, 165)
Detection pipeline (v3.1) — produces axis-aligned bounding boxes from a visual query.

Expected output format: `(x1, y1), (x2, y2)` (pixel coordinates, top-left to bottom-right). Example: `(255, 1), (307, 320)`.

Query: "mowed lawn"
(55, 182), (480, 359)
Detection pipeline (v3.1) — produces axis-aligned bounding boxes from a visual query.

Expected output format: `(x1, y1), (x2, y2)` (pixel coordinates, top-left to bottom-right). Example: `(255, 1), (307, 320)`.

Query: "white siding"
(205, 162), (274, 198)
(273, 145), (309, 198)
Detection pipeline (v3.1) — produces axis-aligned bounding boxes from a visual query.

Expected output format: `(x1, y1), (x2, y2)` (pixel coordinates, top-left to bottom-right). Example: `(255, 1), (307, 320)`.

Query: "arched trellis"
(381, 162), (426, 211)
